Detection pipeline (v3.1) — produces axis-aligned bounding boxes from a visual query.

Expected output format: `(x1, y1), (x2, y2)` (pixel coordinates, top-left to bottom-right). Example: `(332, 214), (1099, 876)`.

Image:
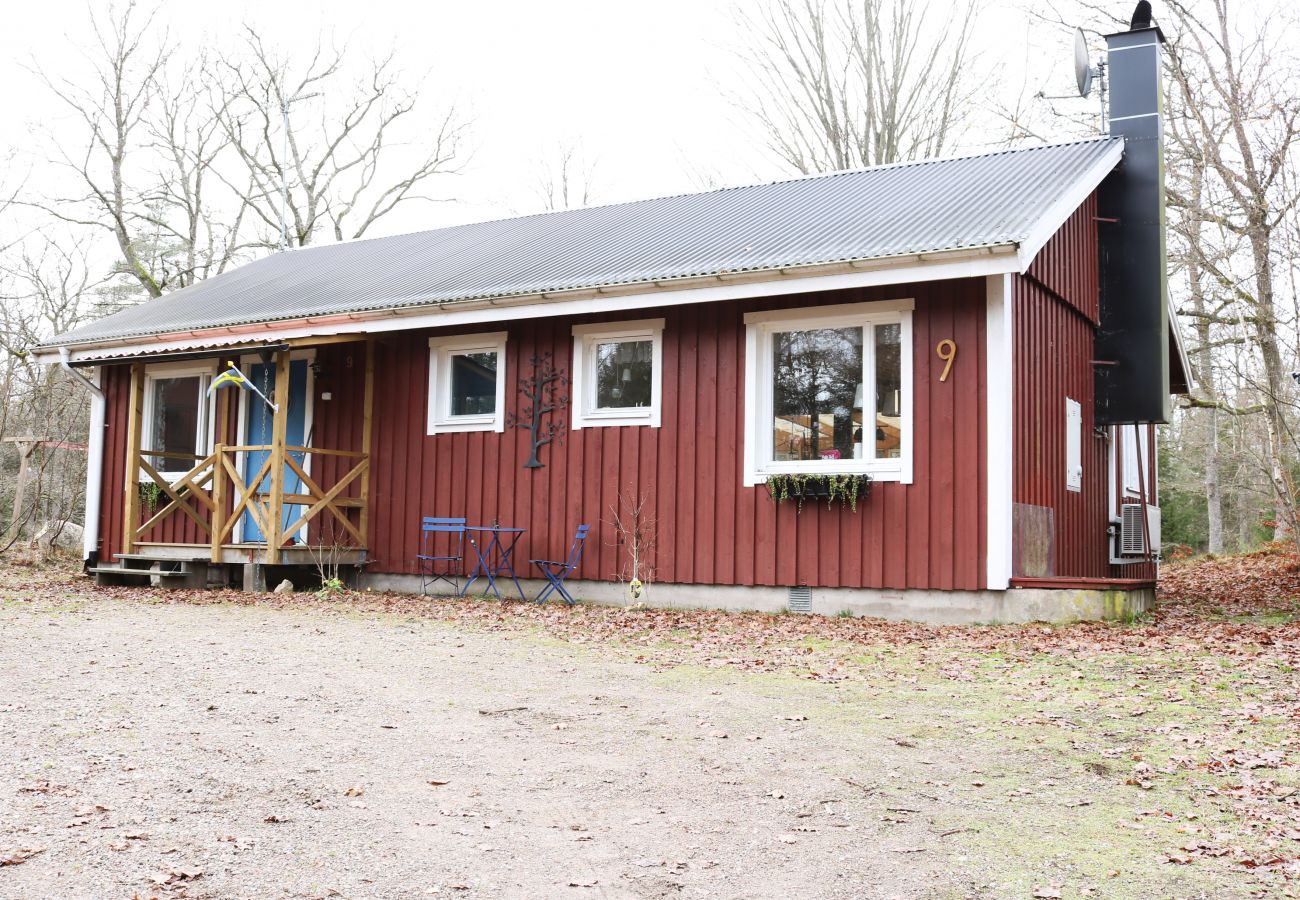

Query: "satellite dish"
(1074, 28), (1094, 97)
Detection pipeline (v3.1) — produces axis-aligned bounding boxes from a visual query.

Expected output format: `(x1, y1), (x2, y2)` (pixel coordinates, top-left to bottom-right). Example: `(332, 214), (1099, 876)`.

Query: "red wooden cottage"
(34, 12), (1190, 623)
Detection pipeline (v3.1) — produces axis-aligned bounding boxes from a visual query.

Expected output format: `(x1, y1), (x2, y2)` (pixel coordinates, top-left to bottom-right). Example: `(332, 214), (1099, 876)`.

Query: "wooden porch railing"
(121, 339), (376, 567)
(128, 445), (369, 564)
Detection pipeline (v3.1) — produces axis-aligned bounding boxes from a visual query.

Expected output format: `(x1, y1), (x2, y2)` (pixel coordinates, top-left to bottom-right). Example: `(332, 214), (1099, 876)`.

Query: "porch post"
(358, 338), (375, 549)
(122, 363), (145, 556)
(266, 350), (291, 565)
(211, 380), (230, 564)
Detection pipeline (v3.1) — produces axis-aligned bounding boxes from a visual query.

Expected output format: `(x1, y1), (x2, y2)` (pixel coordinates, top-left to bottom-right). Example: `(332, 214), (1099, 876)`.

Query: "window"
(1122, 424), (1147, 496)
(427, 333), (508, 434)
(142, 364), (216, 479)
(743, 300), (913, 486)
(571, 319), (664, 429)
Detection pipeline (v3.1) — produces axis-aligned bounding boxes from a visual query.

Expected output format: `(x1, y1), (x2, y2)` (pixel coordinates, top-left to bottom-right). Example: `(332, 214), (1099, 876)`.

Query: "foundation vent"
(788, 586), (812, 613)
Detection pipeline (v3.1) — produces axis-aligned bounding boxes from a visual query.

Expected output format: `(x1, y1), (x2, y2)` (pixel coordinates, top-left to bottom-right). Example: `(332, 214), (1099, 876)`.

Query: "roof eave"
(36, 243), (1022, 364)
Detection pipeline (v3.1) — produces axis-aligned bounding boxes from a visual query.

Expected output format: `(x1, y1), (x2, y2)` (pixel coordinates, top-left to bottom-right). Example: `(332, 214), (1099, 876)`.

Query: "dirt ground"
(1, 559), (1297, 899)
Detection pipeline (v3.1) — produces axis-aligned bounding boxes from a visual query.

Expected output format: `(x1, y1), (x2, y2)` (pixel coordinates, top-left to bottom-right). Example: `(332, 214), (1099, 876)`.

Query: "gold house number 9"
(936, 339), (957, 382)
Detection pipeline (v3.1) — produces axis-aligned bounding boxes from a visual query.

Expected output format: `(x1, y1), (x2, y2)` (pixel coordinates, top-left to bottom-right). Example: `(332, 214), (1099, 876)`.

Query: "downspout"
(59, 347), (105, 567)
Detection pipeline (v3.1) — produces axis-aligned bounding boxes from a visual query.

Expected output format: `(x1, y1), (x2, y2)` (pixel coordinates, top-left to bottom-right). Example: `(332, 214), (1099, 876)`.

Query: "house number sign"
(936, 339), (957, 382)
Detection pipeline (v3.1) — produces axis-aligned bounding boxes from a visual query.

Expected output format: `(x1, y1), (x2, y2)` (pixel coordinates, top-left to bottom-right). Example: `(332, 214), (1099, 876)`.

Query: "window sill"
(572, 409), (660, 430)
(428, 416), (504, 435)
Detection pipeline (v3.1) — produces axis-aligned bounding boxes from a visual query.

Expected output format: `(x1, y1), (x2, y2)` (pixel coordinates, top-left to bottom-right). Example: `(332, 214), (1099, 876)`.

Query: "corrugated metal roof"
(42, 137), (1122, 350)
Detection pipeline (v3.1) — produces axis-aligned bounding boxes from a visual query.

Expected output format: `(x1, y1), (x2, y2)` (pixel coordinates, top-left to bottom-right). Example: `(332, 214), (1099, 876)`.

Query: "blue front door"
(242, 359), (309, 543)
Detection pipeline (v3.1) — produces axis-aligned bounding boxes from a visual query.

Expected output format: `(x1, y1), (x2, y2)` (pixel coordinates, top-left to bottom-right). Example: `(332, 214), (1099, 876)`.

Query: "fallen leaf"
(0, 847), (45, 867)
(428, 780), (451, 787)
(1032, 888), (1063, 899)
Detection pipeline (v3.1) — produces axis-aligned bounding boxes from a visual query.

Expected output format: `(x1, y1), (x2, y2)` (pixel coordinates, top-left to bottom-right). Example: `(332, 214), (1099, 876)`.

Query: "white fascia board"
(43, 246), (1020, 365)
(1014, 138), (1125, 273)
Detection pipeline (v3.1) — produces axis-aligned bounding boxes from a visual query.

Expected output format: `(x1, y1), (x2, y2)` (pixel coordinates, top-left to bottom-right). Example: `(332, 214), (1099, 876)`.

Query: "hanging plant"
(764, 473), (872, 513)
(139, 481), (163, 514)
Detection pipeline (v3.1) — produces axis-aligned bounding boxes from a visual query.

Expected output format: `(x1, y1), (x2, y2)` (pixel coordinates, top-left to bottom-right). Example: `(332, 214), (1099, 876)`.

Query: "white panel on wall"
(1066, 398), (1082, 493)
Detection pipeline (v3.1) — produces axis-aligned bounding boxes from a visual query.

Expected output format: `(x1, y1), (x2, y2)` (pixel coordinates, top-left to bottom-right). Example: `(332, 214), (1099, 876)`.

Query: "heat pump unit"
(1117, 503), (1161, 559)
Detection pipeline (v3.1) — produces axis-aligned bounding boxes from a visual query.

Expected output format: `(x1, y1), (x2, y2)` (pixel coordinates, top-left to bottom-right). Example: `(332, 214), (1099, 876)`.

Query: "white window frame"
(743, 299), (914, 487)
(570, 318), (664, 429)
(141, 360), (218, 481)
(1121, 424), (1146, 497)
(427, 332), (508, 435)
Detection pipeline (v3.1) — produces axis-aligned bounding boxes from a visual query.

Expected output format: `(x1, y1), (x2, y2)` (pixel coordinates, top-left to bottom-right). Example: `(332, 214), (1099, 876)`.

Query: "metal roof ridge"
(272, 136), (1124, 256)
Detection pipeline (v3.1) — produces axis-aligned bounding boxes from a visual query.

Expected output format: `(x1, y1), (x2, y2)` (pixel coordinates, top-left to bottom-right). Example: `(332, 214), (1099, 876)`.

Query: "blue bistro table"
(460, 525), (527, 600)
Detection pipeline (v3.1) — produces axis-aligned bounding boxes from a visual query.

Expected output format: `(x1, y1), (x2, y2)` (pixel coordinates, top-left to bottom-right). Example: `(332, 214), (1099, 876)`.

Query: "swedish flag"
(208, 362), (278, 411)
(208, 365), (252, 394)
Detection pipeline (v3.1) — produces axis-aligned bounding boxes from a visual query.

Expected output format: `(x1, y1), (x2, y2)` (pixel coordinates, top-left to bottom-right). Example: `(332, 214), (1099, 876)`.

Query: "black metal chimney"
(1094, 1), (1171, 425)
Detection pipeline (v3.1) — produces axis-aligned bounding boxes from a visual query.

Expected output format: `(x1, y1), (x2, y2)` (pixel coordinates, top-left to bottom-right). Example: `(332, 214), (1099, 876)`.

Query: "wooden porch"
(94, 339), (375, 588)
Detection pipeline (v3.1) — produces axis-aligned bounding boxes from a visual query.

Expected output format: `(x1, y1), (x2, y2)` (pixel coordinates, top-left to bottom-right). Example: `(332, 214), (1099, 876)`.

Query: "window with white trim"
(570, 319), (664, 429)
(427, 332), (507, 434)
(1122, 424), (1147, 496)
(743, 300), (913, 486)
(142, 363), (217, 479)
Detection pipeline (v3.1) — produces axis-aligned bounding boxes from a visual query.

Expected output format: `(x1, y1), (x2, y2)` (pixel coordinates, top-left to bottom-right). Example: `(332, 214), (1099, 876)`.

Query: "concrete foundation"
(358, 574), (1155, 625)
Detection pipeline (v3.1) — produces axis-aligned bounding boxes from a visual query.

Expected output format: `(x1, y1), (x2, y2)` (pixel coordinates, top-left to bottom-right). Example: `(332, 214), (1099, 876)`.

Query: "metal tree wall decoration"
(507, 353), (570, 469)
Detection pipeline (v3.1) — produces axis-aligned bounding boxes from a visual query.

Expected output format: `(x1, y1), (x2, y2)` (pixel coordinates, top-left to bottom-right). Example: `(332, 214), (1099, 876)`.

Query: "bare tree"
(26, 0), (172, 300)
(0, 242), (99, 551)
(734, 0), (983, 173)
(143, 57), (251, 288)
(1161, 0), (1300, 547)
(532, 142), (599, 212)
(217, 30), (469, 248)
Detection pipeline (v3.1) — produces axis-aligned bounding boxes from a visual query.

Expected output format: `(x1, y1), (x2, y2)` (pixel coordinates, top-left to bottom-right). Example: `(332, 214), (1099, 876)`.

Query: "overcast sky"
(1, 0), (1097, 243)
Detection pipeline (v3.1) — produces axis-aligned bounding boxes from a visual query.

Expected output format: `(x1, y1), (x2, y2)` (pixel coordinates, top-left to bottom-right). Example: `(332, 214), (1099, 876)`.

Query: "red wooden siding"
(1026, 193), (1100, 322)
(357, 279), (988, 590)
(93, 278), (991, 589)
(1013, 195), (1157, 581)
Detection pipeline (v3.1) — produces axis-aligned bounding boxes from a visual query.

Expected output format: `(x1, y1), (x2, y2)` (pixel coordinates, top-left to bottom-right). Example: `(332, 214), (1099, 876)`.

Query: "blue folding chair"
(530, 524), (590, 605)
(417, 517), (466, 595)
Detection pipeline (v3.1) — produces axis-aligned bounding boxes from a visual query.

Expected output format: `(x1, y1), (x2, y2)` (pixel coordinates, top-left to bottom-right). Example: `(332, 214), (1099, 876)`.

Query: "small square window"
(427, 333), (507, 434)
(571, 320), (664, 429)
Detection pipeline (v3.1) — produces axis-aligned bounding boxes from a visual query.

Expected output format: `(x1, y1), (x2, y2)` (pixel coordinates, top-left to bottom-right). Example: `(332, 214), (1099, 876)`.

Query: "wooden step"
(89, 566), (190, 579)
(115, 554), (203, 572)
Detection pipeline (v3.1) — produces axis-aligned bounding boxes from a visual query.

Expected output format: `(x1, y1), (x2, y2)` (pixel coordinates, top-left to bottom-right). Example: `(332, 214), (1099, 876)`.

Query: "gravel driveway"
(1, 591), (964, 899)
